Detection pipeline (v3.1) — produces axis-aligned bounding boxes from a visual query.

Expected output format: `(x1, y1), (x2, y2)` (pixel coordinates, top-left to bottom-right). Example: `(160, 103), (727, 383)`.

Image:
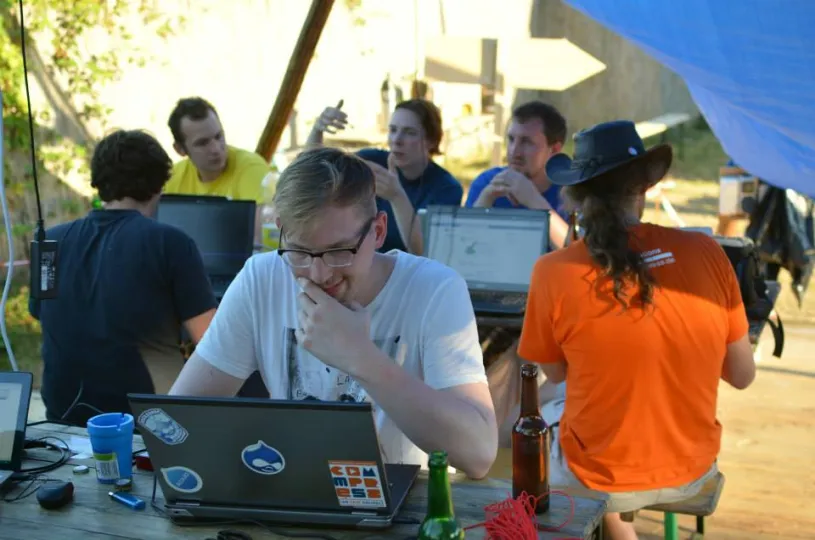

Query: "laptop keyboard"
(469, 290), (527, 311)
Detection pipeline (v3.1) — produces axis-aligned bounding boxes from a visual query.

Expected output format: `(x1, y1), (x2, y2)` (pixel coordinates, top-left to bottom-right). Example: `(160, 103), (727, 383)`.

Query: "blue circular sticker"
(241, 440), (286, 475)
(161, 466), (203, 493)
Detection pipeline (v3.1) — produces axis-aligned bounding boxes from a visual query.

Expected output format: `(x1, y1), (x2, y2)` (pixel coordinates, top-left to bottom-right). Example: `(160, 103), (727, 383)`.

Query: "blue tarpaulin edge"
(564, 0), (815, 197)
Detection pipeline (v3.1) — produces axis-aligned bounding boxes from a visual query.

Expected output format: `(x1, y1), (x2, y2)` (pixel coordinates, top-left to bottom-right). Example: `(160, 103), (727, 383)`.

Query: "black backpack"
(714, 235), (784, 357)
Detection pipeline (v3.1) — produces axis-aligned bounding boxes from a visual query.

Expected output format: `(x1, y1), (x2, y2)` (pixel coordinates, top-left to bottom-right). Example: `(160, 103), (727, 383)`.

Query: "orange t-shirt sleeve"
(713, 242), (750, 343)
(517, 258), (564, 364)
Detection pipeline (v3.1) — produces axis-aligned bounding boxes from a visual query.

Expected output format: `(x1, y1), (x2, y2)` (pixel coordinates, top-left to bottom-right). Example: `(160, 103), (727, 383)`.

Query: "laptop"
(128, 394), (420, 529)
(155, 197), (256, 298)
(0, 371), (33, 490)
(422, 206), (551, 314)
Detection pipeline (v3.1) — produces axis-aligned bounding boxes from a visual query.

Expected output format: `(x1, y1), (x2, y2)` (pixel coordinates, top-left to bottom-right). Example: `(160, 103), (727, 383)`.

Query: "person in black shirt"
(29, 129), (217, 426)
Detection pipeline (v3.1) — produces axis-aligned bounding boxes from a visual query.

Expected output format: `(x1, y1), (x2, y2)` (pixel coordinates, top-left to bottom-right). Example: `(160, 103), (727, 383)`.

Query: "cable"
(17, 0), (44, 233)
(58, 380), (105, 424)
(17, 0), (58, 302)
(0, 89), (19, 371)
(12, 436), (71, 480)
(2, 474), (59, 502)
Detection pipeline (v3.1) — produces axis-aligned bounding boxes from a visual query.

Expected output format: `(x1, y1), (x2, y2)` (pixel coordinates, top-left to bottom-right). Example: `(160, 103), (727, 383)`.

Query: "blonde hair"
(273, 147), (376, 231)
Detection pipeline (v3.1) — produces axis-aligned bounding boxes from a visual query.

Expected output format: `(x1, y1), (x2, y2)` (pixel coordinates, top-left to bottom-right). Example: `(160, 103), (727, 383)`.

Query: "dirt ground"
(633, 322), (815, 539)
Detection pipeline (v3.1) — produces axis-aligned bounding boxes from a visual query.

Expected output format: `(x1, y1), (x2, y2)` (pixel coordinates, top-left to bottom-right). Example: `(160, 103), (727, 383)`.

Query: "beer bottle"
(417, 451), (464, 540)
(512, 363), (551, 513)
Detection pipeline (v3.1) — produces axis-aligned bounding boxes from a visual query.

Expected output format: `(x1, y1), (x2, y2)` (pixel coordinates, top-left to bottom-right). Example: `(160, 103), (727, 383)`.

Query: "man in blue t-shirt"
(29, 130), (217, 426)
(306, 99), (463, 254)
(357, 148), (462, 253)
(465, 101), (570, 249)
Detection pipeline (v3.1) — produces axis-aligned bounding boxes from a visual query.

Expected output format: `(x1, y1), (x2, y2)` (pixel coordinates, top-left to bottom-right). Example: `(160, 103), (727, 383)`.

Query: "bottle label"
(93, 452), (120, 482)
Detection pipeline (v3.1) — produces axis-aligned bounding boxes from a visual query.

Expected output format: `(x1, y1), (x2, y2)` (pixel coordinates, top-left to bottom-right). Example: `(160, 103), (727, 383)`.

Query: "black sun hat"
(546, 120), (673, 188)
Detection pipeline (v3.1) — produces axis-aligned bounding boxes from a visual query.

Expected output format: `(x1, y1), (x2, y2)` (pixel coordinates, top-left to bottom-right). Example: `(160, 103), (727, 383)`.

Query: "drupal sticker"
(241, 440), (285, 475)
(138, 408), (189, 445)
(161, 466), (203, 494)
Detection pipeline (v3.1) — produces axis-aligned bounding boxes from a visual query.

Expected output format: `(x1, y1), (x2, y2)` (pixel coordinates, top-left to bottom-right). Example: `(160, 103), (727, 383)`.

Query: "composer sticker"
(161, 466), (203, 493)
(137, 408), (189, 445)
(329, 461), (386, 508)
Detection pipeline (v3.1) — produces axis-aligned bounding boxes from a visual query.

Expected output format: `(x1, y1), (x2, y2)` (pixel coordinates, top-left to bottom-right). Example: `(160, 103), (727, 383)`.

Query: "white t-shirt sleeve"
(194, 256), (261, 380)
(419, 272), (487, 390)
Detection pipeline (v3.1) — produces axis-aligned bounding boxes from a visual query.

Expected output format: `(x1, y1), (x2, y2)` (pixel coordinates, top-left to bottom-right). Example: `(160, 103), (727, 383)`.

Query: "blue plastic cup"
(86, 412), (134, 484)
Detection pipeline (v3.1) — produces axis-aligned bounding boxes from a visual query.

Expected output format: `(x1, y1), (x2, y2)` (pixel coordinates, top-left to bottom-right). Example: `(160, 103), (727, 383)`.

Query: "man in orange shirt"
(518, 120), (756, 539)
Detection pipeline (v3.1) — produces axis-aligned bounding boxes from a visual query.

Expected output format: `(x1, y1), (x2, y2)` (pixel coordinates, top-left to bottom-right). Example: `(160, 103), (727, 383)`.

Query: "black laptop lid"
(155, 197), (255, 276)
(128, 395), (395, 514)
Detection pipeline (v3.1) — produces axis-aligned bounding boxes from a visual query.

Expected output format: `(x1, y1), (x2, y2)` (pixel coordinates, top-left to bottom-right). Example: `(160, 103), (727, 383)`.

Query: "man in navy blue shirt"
(29, 130), (217, 426)
(466, 101), (570, 249)
(307, 99), (463, 254)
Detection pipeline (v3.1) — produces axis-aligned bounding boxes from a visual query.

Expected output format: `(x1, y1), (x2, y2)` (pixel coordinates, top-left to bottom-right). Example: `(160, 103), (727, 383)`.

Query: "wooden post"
(255, 0), (336, 161)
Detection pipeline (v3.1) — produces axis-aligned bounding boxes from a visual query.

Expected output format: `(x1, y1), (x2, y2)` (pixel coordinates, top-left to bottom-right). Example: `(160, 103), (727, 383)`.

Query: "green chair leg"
(664, 512), (679, 540)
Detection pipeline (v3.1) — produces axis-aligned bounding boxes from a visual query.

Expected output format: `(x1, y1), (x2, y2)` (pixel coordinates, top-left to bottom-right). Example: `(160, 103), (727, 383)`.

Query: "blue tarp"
(564, 0), (815, 197)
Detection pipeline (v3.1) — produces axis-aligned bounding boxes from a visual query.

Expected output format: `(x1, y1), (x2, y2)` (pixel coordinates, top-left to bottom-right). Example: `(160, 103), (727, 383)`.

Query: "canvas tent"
(565, 0), (815, 197)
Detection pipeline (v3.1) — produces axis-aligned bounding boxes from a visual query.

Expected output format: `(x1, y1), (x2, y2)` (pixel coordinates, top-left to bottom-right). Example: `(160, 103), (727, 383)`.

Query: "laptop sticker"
(329, 461), (386, 508)
(241, 440), (286, 475)
(137, 408), (189, 445)
(161, 466), (203, 493)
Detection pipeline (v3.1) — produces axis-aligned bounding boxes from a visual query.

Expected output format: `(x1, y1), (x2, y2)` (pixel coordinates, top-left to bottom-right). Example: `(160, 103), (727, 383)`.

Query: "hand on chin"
(296, 278), (373, 376)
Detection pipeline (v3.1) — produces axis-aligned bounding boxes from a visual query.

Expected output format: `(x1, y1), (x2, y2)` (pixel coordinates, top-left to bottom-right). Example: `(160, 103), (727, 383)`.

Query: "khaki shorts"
(551, 426), (719, 514)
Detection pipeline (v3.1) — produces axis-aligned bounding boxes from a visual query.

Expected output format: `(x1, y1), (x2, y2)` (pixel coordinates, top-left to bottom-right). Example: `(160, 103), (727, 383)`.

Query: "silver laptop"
(128, 394), (420, 529)
(0, 371), (33, 490)
(422, 206), (550, 314)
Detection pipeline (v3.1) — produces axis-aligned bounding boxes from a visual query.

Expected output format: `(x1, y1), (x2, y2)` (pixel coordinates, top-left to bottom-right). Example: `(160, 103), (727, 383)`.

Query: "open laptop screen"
(156, 197), (256, 276)
(424, 207), (550, 292)
(0, 371), (33, 471)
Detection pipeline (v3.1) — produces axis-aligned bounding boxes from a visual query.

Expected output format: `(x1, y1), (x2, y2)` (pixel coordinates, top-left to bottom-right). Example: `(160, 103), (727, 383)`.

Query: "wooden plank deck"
(487, 323), (815, 539)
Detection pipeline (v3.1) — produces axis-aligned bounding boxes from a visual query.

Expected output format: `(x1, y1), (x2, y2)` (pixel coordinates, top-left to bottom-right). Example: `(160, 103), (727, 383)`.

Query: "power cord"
(13, 436), (71, 479)
(3, 436), (71, 502)
(18, 0), (59, 302)
(2, 474), (60, 502)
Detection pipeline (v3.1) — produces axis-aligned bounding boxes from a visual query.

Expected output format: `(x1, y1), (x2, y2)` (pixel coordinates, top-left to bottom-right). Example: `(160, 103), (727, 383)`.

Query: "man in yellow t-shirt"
(165, 97), (270, 242)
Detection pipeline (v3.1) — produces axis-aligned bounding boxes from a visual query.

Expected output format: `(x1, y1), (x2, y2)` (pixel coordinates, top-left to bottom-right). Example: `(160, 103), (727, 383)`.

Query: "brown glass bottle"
(512, 363), (550, 513)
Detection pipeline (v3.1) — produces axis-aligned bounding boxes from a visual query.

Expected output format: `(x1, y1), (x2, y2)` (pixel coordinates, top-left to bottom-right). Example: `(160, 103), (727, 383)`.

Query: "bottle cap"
(72, 465), (89, 475)
(114, 478), (132, 491)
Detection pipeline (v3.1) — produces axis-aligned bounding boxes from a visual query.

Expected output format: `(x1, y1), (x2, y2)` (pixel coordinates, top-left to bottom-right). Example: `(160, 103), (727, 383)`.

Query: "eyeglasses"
(277, 217), (375, 269)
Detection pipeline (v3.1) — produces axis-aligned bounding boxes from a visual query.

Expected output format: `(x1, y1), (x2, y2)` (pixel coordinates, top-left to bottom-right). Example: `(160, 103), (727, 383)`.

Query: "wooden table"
(0, 423), (606, 539)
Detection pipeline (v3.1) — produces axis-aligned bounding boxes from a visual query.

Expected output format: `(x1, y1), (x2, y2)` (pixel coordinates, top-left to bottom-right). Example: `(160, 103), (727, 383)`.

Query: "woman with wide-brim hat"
(517, 120), (756, 539)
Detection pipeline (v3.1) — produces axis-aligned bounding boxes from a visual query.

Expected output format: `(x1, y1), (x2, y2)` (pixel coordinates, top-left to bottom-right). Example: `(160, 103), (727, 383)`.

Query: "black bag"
(745, 185), (815, 307)
(714, 236), (764, 308)
(714, 235), (784, 357)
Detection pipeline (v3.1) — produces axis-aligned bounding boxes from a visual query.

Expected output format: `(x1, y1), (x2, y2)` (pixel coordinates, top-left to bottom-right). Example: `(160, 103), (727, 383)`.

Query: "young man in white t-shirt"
(169, 146), (498, 479)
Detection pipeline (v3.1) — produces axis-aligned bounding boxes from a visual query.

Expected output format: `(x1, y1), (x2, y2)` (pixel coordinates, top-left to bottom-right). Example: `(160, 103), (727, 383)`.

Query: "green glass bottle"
(417, 451), (464, 540)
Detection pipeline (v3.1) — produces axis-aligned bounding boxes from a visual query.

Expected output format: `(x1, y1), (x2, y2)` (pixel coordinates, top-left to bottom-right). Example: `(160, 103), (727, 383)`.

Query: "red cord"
(463, 490), (582, 540)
